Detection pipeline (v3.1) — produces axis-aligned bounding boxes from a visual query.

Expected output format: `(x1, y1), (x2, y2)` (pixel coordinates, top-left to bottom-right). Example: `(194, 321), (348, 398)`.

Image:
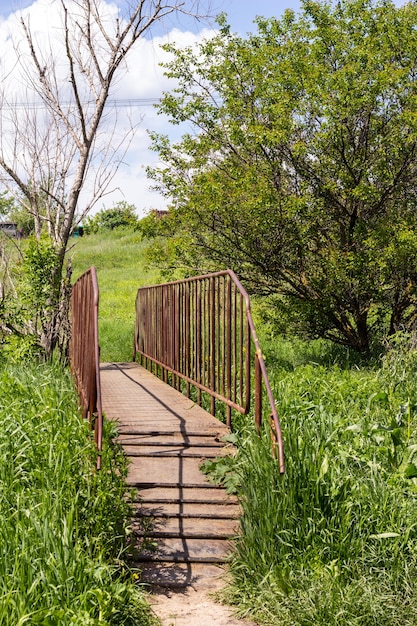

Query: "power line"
(4, 95), (200, 110)
(7, 97), (163, 110)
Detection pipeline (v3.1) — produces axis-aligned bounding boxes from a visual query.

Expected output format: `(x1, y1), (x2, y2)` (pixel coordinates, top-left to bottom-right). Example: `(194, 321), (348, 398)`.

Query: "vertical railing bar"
(233, 284), (237, 405)
(255, 352), (262, 432)
(147, 290), (151, 372)
(176, 283), (181, 390)
(196, 280), (202, 406)
(173, 283), (177, 386)
(172, 283), (175, 387)
(162, 285), (166, 382)
(185, 281), (190, 398)
(216, 276), (223, 400)
(210, 276), (216, 416)
(219, 277), (226, 396)
(240, 293), (244, 408)
(164, 285), (168, 383)
(204, 278), (209, 393)
(147, 289), (151, 370)
(155, 286), (159, 367)
(176, 282), (181, 390)
(154, 286), (158, 376)
(226, 274), (232, 428)
(191, 281), (196, 392)
(150, 288), (154, 374)
(200, 279), (204, 395)
(151, 288), (154, 375)
(190, 281), (195, 393)
(245, 313), (251, 414)
(181, 283), (184, 391)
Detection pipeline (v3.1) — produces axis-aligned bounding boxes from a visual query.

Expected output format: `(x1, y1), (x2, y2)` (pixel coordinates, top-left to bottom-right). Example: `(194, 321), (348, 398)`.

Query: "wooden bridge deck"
(100, 362), (239, 588)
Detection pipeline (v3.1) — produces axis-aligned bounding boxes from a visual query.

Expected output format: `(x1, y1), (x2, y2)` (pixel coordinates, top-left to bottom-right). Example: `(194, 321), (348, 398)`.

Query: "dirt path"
(148, 565), (258, 626)
(150, 587), (258, 626)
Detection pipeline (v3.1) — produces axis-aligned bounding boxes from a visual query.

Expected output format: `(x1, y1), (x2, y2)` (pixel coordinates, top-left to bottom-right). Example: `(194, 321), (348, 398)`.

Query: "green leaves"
(200, 454), (240, 494)
(84, 202), (139, 234)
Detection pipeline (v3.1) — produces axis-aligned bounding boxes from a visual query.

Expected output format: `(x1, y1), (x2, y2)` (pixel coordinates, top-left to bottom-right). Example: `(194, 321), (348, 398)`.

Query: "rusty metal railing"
(69, 267), (103, 470)
(133, 270), (284, 473)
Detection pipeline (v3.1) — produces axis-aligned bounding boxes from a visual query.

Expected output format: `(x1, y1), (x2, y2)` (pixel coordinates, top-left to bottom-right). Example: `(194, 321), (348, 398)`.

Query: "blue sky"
(221, 0), (301, 33)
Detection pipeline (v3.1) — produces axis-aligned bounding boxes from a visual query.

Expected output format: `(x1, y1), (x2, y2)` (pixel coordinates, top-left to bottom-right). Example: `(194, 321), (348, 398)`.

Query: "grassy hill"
(70, 229), (161, 362)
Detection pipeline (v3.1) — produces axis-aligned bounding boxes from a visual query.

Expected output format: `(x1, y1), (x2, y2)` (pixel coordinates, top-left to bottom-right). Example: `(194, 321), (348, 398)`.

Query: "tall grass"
(224, 336), (417, 625)
(0, 361), (156, 625)
(70, 229), (161, 362)
(70, 230), (417, 622)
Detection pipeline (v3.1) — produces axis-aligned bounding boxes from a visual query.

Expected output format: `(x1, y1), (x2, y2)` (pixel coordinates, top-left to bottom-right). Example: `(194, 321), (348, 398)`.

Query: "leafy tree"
(149, 0), (417, 353)
(84, 201), (139, 233)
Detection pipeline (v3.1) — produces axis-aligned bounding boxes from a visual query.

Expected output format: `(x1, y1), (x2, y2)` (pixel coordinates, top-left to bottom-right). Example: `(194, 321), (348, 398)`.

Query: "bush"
(84, 202), (139, 234)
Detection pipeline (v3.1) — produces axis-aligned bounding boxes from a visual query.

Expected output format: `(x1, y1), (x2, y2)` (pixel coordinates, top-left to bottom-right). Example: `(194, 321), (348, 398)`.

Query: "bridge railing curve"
(69, 266), (103, 470)
(133, 270), (284, 473)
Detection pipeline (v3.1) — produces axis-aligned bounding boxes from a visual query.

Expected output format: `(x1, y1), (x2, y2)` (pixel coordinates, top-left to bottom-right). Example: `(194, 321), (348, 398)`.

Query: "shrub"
(222, 336), (417, 625)
(84, 202), (139, 234)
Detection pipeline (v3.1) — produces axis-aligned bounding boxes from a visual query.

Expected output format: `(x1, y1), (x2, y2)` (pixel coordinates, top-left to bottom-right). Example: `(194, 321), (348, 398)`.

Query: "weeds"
(221, 335), (417, 625)
(0, 361), (156, 625)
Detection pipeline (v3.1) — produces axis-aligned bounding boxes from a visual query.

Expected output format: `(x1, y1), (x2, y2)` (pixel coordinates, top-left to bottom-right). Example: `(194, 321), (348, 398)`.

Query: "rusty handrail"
(69, 267), (103, 470)
(133, 270), (284, 473)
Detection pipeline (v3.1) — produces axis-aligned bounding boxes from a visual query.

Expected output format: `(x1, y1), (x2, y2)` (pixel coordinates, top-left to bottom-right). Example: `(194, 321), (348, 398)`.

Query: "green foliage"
(149, 0), (417, 353)
(8, 200), (35, 236)
(136, 210), (170, 240)
(0, 191), (16, 219)
(1, 234), (70, 361)
(84, 202), (139, 234)
(200, 439), (240, 494)
(21, 234), (61, 309)
(213, 334), (417, 624)
(0, 361), (156, 625)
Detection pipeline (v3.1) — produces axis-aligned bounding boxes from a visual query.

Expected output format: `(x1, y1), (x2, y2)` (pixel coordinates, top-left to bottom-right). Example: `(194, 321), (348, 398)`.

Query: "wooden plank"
(100, 362), (230, 436)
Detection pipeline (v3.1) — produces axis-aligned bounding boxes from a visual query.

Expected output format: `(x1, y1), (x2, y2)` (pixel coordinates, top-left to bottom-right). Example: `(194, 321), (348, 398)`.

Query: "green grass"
(70, 229), (161, 361)
(220, 335), (417, 625)
(0, 361), (157, 625)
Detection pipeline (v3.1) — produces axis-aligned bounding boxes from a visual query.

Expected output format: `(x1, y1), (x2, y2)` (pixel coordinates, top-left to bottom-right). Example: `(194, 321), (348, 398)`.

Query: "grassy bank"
(0, 361), (156, 625)
(220, 335), (417, 625)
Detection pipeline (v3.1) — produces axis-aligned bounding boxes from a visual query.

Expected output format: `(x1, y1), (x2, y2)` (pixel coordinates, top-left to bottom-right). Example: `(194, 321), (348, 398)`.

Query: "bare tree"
(0, 0), (213, 358)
